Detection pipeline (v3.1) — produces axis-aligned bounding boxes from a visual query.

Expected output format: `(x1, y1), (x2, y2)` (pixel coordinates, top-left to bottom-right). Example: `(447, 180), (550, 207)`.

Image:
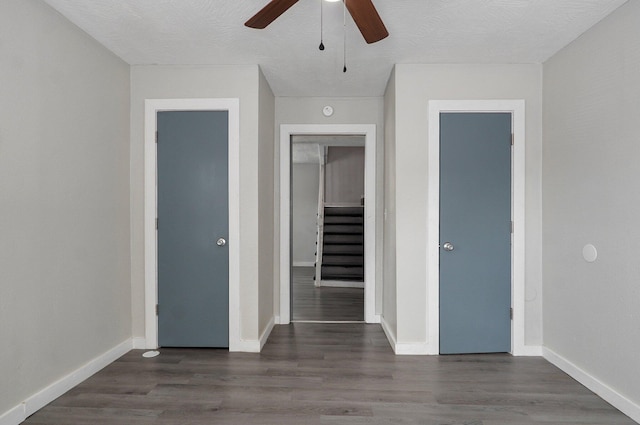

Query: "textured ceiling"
(42, 0), (628, 97)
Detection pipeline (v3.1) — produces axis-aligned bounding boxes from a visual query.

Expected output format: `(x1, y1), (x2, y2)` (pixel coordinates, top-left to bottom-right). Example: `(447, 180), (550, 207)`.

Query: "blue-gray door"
(439, 112), (511, 354)
(157, 111), (229, 348)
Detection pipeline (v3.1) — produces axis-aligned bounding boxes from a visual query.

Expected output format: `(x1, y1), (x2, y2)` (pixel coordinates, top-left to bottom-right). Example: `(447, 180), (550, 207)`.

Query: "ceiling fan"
(245, 0), (389, 44)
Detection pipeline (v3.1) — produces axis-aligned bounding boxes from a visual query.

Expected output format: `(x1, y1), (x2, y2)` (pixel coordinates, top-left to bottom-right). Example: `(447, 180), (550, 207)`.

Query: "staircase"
(320, 207), (364, 281)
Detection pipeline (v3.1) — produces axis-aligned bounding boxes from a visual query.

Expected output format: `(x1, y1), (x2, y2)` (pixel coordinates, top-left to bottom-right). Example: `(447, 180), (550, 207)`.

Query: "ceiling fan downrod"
(343, 0), (347, 72)
(319, 0), (325, 50)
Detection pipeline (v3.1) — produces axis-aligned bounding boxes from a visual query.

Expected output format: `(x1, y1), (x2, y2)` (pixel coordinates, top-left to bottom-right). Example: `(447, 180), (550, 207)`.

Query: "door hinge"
(156, 304), (159, 316)
(511, 134), (514, 145)
(155, 131), (158, 143)
(510, 307), (513, 320)
(156, 218), (158, 230)
(511, 221), (513, 234)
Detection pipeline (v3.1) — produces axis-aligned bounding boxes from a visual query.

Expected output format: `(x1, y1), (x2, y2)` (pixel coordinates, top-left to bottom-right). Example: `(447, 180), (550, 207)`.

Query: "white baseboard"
(0, 404), (24, 425)
(230, 318), (275, 353)
(292, 261), (314, 267)
(230, 339), (261, 353)
(371, 314), (381, 324)
(319, 280), (364, 289)
(380, 316), (432, 355)
(0, 339), (132, 425)
(132, 337), (147, 349)
(259, 316), (275, 351)
(380, 316), (397, 352)
(543, 347), (640, 423)
(25, 339), (131, 417)
(514, 344), (543, 357)
(395, 342), (431, 355)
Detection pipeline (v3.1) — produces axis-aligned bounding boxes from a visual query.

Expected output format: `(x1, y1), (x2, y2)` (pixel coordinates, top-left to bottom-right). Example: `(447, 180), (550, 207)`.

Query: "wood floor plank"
(23, 323), (636, 424)
(292, 266), (364, 321)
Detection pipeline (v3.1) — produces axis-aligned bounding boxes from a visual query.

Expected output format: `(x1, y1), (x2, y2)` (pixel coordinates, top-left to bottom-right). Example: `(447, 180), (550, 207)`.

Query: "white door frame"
(427, 100), (528, 355)
(280, 124), (377, 324)
(143, 98), (241, 350)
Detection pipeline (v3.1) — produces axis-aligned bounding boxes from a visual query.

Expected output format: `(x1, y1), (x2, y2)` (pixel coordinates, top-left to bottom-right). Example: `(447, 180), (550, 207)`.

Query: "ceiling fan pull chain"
(319, 0), (325, 50)
(343, 0), (347, 72)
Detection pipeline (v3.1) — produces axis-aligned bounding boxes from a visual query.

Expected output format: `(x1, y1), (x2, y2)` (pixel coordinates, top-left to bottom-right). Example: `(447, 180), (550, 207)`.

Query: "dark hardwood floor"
(24, 323), (635, 425)
(292, 266), (364, 322)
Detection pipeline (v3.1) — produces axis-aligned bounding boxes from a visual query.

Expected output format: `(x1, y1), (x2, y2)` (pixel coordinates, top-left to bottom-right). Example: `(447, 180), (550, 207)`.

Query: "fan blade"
(245, 0), (300, 29)
(345, 0), (389, 44)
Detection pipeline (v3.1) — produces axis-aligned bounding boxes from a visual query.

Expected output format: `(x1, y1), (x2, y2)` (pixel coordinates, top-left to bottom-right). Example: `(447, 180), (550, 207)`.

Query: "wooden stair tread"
(324, 216), (363, 224)
(322, 255), (364, 266)
(323, 245), (364, 255)
(324, 224), (363, 234)
(321, 265), (364, 281)
(323, 234), (363, 244)
(324, 207), (363, 217)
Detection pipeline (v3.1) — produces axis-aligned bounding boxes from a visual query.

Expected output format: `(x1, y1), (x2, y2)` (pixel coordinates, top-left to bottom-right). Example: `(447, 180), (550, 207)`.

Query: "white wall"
(130, 65), (274, 343)
(292, 164), (321, 266)
(274, 97), (385, 316)
(382, 70), (398, 340)
(389, 64), (543, 347)
(258, 71), (275, 336)
(325, 147), (365, 205)
(0, 0), (130, 416)
(543, 0), (640, 414)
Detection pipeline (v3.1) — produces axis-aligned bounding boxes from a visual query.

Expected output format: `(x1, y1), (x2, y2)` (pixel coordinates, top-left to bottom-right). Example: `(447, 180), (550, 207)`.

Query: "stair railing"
(314, 146), (327, 287)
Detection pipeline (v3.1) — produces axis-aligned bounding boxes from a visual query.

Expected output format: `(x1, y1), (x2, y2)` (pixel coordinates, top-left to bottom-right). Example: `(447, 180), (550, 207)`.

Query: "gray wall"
(130, 65), (274, 342)
(292, 164), (321, 266)
(543, 0), (640, 406)
(0, 0), (131, 414)
(325, 147), (365, 205)
(386, 64), (543, 346)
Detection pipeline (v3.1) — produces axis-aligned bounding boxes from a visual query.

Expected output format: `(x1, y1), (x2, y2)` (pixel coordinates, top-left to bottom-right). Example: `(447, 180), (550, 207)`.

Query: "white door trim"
(144, 98), (241, 350)
(280, 124), (377, 324)
(427, 100), (526, 355)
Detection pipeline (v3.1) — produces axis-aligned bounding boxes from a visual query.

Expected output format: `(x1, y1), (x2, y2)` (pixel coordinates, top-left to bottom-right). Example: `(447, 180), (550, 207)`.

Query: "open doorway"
(279, 124), (377, 325)
(291, 137), (365, 321)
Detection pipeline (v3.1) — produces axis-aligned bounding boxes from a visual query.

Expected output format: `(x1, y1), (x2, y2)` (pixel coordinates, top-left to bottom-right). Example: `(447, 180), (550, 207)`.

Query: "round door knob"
(216, 238), (227, 247)
(443, 242), (454, 252)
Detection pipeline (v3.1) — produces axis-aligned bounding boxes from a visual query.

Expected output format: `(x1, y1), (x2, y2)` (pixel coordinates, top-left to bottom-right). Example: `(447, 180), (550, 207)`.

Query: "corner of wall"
(258, 66), (277, 337)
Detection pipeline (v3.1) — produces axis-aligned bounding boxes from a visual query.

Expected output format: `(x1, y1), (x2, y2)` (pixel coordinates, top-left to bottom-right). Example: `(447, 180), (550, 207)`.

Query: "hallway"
(291, 266), (364, 322)
(23, 323), (634, 424)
